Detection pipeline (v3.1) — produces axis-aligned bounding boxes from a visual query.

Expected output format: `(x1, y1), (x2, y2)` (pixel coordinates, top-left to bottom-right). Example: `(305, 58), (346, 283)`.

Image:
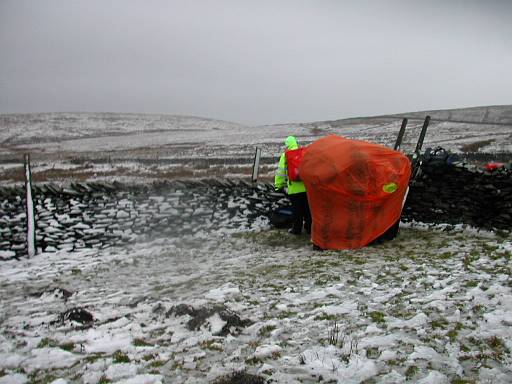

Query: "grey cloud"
(1, 0), (511, 125)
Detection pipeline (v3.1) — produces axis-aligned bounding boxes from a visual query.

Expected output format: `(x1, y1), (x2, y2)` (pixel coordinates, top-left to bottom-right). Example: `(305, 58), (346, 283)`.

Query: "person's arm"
(274, 153), (287, 191)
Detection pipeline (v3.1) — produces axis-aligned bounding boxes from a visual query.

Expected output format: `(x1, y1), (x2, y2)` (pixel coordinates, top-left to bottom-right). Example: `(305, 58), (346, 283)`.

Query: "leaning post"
(24, 153), (36, 257)
(394, 118), (408, 151)
(251, 147), (262, 182)
(411, 115), (431, 178)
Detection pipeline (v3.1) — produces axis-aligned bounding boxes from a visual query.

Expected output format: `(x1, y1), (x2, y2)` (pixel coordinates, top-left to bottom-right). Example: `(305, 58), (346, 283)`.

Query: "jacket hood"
(285, 136), (299, 150)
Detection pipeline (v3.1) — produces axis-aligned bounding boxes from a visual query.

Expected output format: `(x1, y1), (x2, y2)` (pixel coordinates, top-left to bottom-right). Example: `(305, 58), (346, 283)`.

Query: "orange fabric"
(300, 135), (411, 249)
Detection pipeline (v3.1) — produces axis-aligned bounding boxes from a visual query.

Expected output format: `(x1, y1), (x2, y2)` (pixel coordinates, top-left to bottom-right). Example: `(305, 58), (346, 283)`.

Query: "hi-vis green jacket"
(274, 136), (307, 195)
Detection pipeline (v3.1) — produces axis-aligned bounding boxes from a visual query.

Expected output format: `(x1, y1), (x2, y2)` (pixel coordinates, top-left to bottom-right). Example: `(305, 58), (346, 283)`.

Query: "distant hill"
(309, 104), (512, 127)
(0, 105), (511, 158)
(0, 112), (245, 146)
(383, 104), (512, 126)
(265, 105), (512, 154)
(0, 106), (510, 184)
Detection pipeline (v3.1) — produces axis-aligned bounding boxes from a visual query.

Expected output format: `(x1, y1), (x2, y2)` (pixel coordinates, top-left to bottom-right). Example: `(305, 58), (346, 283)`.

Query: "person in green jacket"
(275, 136), (312, 235)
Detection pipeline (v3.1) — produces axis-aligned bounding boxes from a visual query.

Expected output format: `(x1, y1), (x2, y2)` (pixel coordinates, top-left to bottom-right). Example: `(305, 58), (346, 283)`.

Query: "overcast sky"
(0, 0), (511, 125)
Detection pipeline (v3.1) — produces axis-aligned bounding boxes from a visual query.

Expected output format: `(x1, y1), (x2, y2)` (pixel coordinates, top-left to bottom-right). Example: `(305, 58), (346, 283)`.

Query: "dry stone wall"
(402, 164), (511, 231)
(0, 180), (288, 260)
(1, 163), (510, 259)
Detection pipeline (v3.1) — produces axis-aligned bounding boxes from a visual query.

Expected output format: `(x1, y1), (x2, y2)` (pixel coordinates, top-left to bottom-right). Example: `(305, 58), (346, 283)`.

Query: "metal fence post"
(252, 147), (261, 182)
(24, 154), (36, 257)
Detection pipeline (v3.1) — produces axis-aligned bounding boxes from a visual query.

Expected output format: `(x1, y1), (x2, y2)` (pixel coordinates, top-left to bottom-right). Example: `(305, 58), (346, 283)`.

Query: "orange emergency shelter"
(300, 135), (411, 249)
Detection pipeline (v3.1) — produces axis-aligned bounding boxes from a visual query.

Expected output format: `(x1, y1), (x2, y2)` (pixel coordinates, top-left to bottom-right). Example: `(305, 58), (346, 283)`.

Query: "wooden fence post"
(24, 154), (36, 257)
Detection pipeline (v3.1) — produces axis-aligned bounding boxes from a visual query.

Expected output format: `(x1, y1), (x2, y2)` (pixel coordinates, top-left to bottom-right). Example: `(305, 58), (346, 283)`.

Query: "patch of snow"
(301, 345), (378, 383)
(0, 353), (25, 369)
(113, 374), (163, 384)
(479, 367), (512, 383)
(253, 344), (282, 359)
(388, 312), (429, 330)
(311, 301), (358, 316)
(0, 374), (28, 384)
(0, 250), (16, 259)
(204, 283), (241, 302)
(378, 350), (398, 362)
(377, 370), (405, 383)
(207, 313), (227, 335)
(50, 379), (68, 384)
(105, 363), (138, 380)
(24, 348), (78, 373)
(416, 371), (449, 384)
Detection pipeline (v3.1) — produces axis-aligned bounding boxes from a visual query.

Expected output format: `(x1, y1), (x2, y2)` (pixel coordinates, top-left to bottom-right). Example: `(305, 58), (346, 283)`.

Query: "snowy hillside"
(1, 106), (512, 154)
(0, 105), (511, 185)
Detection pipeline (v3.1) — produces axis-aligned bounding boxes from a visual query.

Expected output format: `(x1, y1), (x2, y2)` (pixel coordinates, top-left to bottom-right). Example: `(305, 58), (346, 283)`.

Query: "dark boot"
(288, 227), (301, 235)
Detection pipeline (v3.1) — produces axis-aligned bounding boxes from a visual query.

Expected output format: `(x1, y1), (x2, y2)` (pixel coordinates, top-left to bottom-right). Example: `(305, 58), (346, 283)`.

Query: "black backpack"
(421, 147), (458, 175)
(269, 205), (294, 228)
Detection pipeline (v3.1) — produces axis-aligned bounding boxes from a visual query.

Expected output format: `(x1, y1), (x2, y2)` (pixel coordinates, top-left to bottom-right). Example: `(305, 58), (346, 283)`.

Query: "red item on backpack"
(485, 162), (504, 171)
(285, 147), (306, 181)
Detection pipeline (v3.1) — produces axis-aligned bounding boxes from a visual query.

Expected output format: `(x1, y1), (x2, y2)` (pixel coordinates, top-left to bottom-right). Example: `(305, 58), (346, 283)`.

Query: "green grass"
(368, 311), (385, 324)
(430, 317), (449, 330)
(463, 250), (480, 270)
(482, 243), (499, 253)
(464, 280), (479, 288)
(486, 336), (509, 360)
(200, 340), (224, 352)
(112, 350), (130, 363)
(472, 304), (485, 315)
(234, 229), (311, 249)
(386, 357), (406, 366)
(405, 365), (419, 379)
(446, 323), (464, 342)
(37, 338), (57, 348)
(83, 352), (106, 363)
(276, 311), (297, 319)
(148, 359), (166, 368)
(28, 375), (56, 384)
(366, 347), (380, 359)
(59, 342), (75, 351)
(450, 377), (476, 384)
(258, 325), (277, 337)
(438, 251), (455, 260)
(98, 375), (112, 384)
(245, 356), (264, 365)
(314, 313), (338, 321)
(495, 230), (511, 239)
(133, 338), (153, 347)
(142, 353), (158, 361)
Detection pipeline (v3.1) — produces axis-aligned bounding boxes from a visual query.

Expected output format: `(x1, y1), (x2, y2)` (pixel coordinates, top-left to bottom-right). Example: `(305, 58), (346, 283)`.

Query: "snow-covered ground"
(0, 221), (511, 383)
(0, 108), (511, 383)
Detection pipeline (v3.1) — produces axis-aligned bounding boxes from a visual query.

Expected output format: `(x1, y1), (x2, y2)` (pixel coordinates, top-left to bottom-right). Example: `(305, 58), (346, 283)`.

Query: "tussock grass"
(258, 325), (277, 337)
(133, 338), (153, 347)
(112, 350), (130, 363)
